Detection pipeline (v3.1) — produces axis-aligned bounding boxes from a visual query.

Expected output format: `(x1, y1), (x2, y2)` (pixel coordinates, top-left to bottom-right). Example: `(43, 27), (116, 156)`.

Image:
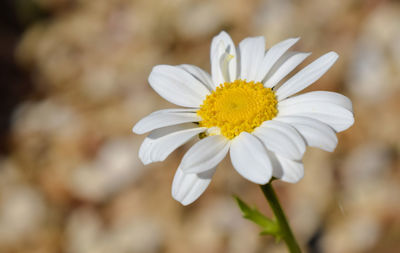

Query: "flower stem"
(260, 182), (301, 253)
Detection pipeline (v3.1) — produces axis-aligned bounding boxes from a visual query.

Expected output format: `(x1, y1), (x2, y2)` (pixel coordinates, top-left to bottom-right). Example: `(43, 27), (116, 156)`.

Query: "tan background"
(1, 0), (400, 252)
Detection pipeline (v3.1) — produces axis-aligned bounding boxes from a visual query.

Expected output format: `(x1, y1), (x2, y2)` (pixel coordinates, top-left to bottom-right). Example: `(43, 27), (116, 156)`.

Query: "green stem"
(260, 182), (301, 253)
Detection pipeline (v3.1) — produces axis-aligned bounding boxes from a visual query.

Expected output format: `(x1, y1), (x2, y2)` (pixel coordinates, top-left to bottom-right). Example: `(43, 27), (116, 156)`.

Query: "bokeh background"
(1, 0), (400, 252)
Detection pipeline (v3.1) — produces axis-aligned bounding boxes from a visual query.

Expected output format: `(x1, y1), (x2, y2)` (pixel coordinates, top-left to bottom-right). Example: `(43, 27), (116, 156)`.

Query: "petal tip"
(249, 172), (272, 185)
(325, 146), (337, 153)
(258, 177), (272, 185)
(147, 65), (162, 80)
(171, 181), (196, 206)
(173, 196), (193, 206)
(346, 114), (355, 129)
(138, 150), (152, 165)
(132, 124), (143, 134)
(171, 192), (186, 205)
(283, 174), (304, 183)
(327, 51), (339, 61)
(179, 199), (193, 206)
(218, 30), (229, 36)
(140, 158), (151, 166)
(288, 37), (300, 43)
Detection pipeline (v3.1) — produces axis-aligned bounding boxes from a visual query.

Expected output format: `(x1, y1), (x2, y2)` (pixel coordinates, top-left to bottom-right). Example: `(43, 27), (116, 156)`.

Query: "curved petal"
(264, 51), (311, 88)
(253, 120), (306, 160)
(180, 135), (230, 173)
(277, 101), (354, 132)
(254, 38), (300, 82)
(148, 65), (210, 107)
(230, 132), (272, 184)
(275, 115), (338, 152)
(133, 109), (201, 134)
(210, 31), (237, 86)
(278, 91), (353, 112)
(172, 167), (216, 205)
(268, 152), (304, 183)
(179, 64), (214, 92)
(139, 123), (206, 165)
(276, 52), (339, 100)
(238, 36), (265, 81)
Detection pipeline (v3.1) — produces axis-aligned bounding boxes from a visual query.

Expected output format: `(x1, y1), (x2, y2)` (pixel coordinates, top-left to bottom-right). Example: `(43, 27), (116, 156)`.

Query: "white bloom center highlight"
(197, 80), (278, 139)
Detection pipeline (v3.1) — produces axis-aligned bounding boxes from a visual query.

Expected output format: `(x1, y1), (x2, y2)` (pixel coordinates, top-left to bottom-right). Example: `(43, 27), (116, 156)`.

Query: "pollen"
(197, 79), (278, 139)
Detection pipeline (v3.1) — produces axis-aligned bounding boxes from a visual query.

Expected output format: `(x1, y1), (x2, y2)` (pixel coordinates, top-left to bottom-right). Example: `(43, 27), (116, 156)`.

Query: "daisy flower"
(133, 31), (354, 205)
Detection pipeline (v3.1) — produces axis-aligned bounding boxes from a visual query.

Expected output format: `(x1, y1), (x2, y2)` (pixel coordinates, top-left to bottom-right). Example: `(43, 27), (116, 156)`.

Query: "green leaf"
(234, 196), (281, 237)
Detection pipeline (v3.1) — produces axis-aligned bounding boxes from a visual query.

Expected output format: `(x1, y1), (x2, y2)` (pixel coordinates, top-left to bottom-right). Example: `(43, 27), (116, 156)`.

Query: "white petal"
(278, 91), (353, 112)
(254, 38), (300, 82)
(179, 64), (214, 92)
(172, 167), (215, 205)
(230, 132), (272, 184)
(277, 100), (354, 132)
(180, 135), (230, 173)
(269, 152), (304, 183)
(264, 51), (311, 88)
(210, 31), (237, 86)
(133, 109), (201, 134)
(253, 120), (306, 160)
(148, 65), (210, 107)
(275, 115), (338, 152)
(139, 123), (206, 165)
(276, 52), (339, 100)
(238, 36), (265, 81)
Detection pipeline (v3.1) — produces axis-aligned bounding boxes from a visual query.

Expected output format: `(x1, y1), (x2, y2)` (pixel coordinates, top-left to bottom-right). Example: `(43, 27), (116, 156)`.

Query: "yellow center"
(197, 79), (278, 139)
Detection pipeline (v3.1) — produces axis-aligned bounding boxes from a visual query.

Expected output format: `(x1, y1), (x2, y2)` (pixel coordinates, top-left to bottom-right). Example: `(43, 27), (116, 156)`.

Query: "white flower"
(133, 31), (354, 205)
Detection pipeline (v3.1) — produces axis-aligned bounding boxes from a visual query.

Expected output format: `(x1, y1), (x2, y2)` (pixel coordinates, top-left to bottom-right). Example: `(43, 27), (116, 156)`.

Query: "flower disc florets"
(197, 80), (278, 139)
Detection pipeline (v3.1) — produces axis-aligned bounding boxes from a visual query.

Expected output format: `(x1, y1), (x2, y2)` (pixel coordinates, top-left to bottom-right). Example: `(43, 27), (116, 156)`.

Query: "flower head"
(198, 80), (278, 139)
(133, 31), (354, 205)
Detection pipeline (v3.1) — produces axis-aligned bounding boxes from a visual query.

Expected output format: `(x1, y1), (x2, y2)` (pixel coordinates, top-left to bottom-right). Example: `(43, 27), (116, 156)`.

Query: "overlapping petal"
(210, 31), (237, 86)
(179, 64), (214, 92)
(138, 123), (206, 165)
(253, 120), (306, 160)
(269, 152), (304, 183)
(132, 109), (201, 134)
(264, 51), (311, 88)
(255, 38), (300, 82)
(278, 91), (353, 111)
(148, 65), (210, 107)
(238, 36), (265, 81)
(172, 167), (216, 205)
(275, 115), (338, 151)
(230, 132), (272, 184)
(180, 135), (230, 173)
(276, 52), (339, 100)
(277, 99), (354, 132)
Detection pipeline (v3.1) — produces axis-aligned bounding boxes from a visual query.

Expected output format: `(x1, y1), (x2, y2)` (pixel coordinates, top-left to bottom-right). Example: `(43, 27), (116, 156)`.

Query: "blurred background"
(1, 0), (400, 252)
